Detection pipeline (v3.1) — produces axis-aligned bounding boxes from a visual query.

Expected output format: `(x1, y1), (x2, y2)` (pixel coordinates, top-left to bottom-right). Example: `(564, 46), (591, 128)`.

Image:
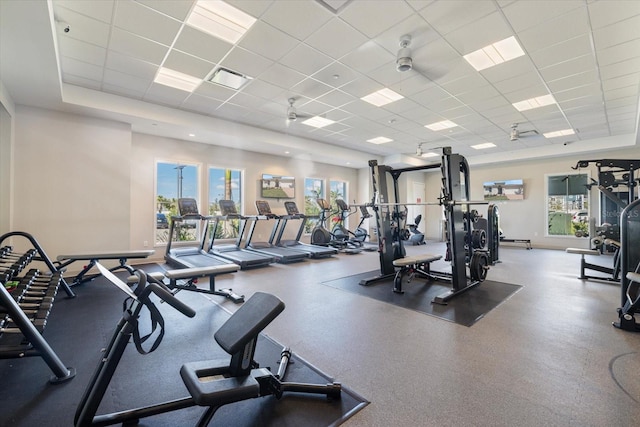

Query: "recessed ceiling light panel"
(186, 0), (257, 44)
(154, 67), (201, 92)
(543, 129), (575, 138)
(471, 142), (496, 150)
(367, 136), (393, 144)
(425, 120), (458, 131)
(512, 94), (556, 111)
(361, 88), (404, 107)
(463, 36), (525, 71)
(302, 116), (335, 128)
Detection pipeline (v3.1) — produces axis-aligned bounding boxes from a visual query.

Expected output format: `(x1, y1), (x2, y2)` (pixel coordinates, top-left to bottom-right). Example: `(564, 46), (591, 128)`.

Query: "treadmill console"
(219, 200), (239, 216)
(255, 200), (272, 215)
(178, 198), (200, 216)
(284, 201), (299, 215)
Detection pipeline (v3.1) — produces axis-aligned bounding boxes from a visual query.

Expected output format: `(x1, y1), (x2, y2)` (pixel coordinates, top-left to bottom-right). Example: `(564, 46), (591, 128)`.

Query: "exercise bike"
(75, 264), (341, 426)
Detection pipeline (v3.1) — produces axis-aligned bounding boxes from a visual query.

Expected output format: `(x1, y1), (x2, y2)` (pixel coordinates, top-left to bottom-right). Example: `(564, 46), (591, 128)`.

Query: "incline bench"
(392, 254), (443, 294)
(56, 250), (155, 286)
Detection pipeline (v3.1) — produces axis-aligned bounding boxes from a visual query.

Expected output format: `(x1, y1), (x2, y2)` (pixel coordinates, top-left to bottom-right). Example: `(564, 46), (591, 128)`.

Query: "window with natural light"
(546, 173), (589, 237)
(155, 162), (199, 245)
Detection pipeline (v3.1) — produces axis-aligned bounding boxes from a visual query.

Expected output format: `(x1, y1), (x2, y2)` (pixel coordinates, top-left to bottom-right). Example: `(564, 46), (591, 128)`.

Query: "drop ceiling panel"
(290, 78), (334, 99)
(103, 69), (150, 93)
(501, 0), (583, 32)
(144, 83), (191, 107)
(54, 7), (111, 47)
(181, 94), (223, 115)
(55, 0), (114, 24)
(241, 79), (286, 100)
(339, 75), (386, 98)
(58, 37), (107, 66)
(304, 18), (369, 60)
(420, 0), (496, 36)
(445, 12), (513, 54)
(538, 54), (597, 83)
(597, 39), (640, 67)
(260, 1), (332, 40)
(528, 34), (593, 69)
(373, 14), (440, 55)
(109, 28), (169, 65)
(164, 50), (214, 79)
(173, 26), (233, 64)
(546, 70), (599, 93)
(312, 62), (360, 88)
(61, 56), (104, 81)
(588, 0), (640, 30)
(105, 51), (158, 80)
(339, 0), (415, 38)
(193, 81), (236, 101)
(239, 21), (300, 62)
(279, 44), (334, 76)
(113, 1), (181, 46)
(257, 63), (306, 89)
(219, 47), (274, 78)
(517, 7), (590, 53)
(592, 15), (640, 50)
(339, 41), (396, 74)
(316, 90), (357, 108)
(102, 82), (145, 99)
(491, 71), (542, 95)
(390, 74), (436, 98)
(600, 57), (640, 81)
(64, 74), (102, 90)
(136, 0), (194, 21)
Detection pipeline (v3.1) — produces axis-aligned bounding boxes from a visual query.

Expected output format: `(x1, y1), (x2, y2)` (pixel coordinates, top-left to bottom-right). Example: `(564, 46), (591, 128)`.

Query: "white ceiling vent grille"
(208, 67), (252, 90)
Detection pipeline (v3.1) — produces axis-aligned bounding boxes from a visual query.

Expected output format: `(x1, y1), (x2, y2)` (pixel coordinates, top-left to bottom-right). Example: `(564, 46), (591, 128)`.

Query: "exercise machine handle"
(147, 283), (196, 318)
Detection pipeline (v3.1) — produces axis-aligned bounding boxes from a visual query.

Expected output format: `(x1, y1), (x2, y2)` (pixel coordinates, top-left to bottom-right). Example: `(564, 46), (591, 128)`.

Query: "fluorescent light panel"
(471, 142), (496, 150)
(367, 136), (393, 144)
(302, 116), (335, 128)
(154, 67), (201, 92)
(186, 0), (257, 44)
(425, 120), (458, 131)
(361, 88), (404, 107)
(512, 94), (556, 111)
(543, 129), (575, 138)
(421, 152), (439, 158)
(464, 36), (525, 71)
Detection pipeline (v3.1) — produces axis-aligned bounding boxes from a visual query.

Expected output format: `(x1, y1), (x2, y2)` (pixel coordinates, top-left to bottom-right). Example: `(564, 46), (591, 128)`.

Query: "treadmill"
(244, 200), (309, 264)
(273, 201), (338, 258)
(164, 198), (240, 273)
(206, 200), (275, 269)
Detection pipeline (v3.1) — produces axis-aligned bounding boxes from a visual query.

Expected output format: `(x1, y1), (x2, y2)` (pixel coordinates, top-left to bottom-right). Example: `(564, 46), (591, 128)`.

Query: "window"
(209, 167), (243, 239)
(546, 173), (589, 236)
(155, 162), (199, 244)
(304, 178), (324, 233)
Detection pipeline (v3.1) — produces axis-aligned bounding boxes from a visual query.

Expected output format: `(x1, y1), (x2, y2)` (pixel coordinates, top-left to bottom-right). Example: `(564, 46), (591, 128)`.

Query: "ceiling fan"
(285, 98), (310, 126)
(510, 123), (539, 141)
(395, 34), (447, 80)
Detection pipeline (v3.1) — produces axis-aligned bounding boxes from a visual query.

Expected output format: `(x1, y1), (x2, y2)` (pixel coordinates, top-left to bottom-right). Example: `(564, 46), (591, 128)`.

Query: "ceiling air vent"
(208, 67), (252, 90)
(315, 0), (354, 14)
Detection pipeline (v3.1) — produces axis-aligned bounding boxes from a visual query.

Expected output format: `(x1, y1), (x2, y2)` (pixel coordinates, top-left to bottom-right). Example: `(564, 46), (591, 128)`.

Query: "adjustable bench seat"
(148, 264), (243, 303)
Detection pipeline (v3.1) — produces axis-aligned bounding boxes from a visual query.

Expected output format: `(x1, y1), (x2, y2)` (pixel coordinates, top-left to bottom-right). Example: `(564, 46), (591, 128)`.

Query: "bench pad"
(164, 265), (239, 280)
(565, 248), (599, 256)
(393, 254), (442, 267)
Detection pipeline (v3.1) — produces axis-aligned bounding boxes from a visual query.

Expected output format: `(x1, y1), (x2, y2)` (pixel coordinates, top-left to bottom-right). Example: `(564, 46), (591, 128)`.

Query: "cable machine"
(360, 147), (490, 304)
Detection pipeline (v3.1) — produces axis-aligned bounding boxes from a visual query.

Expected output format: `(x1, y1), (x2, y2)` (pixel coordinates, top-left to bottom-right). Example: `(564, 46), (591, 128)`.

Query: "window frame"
(544, 171), (590, 238)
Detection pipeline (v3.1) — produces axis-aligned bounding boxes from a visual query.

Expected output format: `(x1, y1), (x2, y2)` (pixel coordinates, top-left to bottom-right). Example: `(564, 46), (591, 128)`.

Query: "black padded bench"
(180, 292), (341, 426)
(566, 244), (620, 282)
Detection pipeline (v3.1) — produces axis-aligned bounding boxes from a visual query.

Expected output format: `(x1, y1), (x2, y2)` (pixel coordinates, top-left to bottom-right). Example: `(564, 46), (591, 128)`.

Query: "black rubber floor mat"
(322, 270), (522, 327)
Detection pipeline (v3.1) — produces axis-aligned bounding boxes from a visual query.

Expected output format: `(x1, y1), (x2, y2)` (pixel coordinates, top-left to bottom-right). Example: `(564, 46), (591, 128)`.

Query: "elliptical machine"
(311, 199), (361, 254)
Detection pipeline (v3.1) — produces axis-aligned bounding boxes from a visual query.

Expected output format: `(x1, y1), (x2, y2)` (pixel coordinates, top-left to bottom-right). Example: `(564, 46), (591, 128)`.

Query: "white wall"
(130, 133), (359, 259)
(12, 106), (132, 255)
(0, 104), (13, 235)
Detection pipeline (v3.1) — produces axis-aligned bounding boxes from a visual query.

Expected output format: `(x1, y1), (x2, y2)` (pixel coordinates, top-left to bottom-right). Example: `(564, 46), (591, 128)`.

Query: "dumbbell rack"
(0, 231), (76, 384)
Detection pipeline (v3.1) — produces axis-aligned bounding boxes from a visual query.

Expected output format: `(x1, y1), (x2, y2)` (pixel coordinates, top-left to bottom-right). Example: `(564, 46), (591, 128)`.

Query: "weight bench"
(180, 292), (341, 426)
(147, 265), (243, 303)
(55, 250), (155, 286)
(392, 254), (442, 294)
(500, 238), (532, 250)
(565, 246), (620, 283)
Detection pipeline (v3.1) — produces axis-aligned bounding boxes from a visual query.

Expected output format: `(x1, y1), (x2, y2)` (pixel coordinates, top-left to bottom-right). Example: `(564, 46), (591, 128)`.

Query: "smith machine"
(360, 147), (497, 304)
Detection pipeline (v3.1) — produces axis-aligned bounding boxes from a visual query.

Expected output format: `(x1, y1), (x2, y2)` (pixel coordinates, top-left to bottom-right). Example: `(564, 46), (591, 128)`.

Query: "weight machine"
(360, 147), (491, 304)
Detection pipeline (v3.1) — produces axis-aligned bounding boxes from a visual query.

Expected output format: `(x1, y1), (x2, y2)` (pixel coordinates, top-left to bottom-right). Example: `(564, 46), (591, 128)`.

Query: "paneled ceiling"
(1, 0), (640, 168)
